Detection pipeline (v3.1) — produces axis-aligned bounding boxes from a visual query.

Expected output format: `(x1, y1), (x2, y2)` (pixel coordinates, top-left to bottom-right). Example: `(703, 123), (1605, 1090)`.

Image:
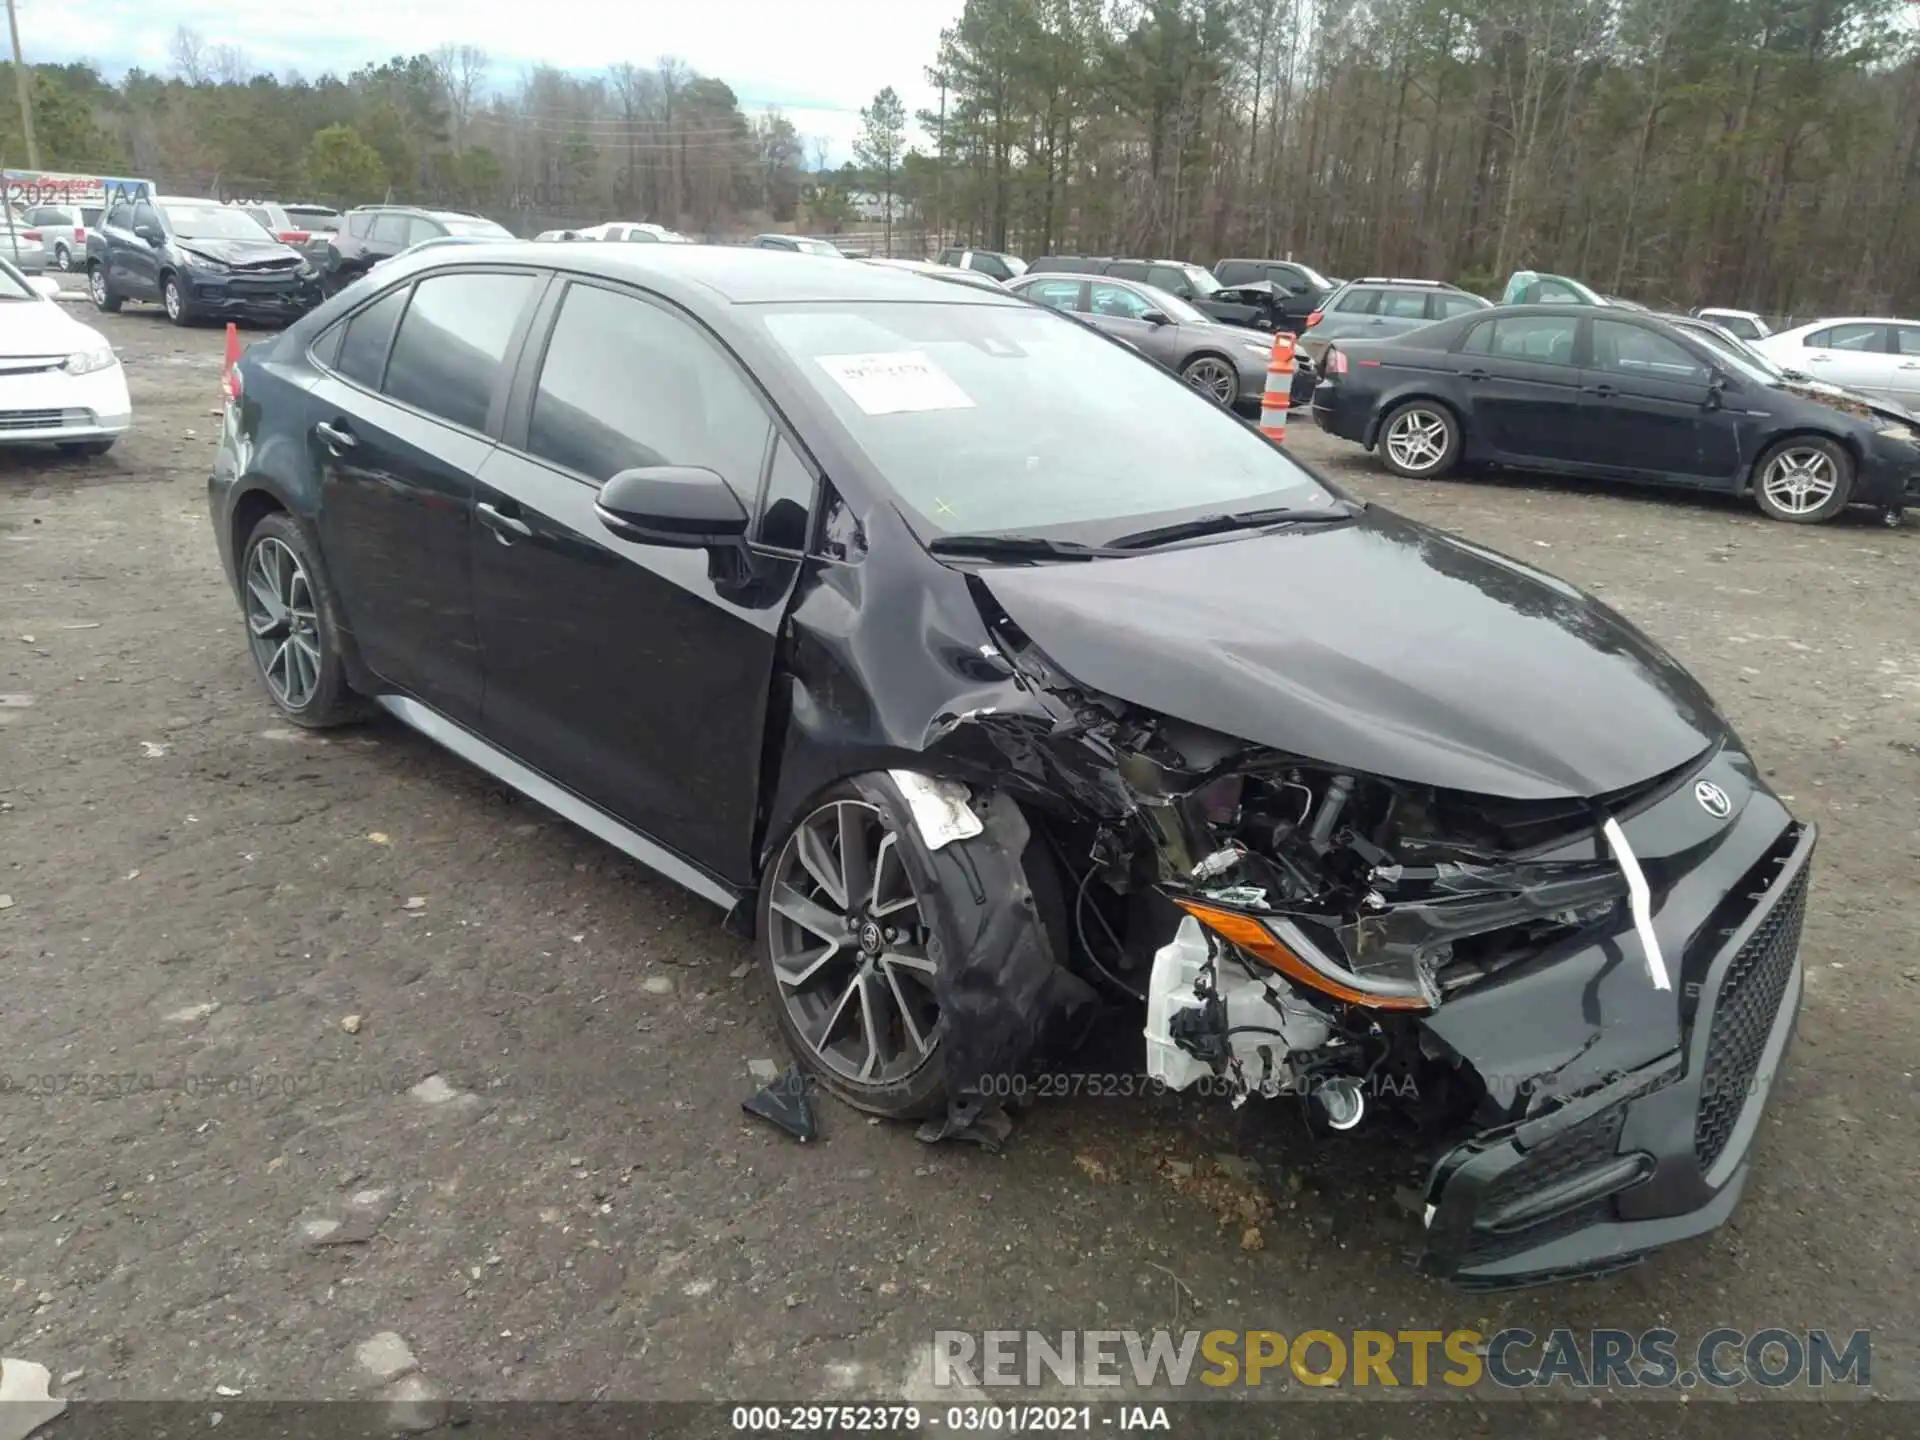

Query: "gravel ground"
(2, 293), (1917, 1418)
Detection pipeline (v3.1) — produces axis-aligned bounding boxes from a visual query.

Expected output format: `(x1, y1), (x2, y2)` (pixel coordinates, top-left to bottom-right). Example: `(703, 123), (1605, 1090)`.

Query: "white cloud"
(26, 0), (957, 162)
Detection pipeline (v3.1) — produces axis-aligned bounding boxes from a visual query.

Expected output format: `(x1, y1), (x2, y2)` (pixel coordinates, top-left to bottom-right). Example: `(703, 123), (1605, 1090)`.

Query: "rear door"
(1793, 323), (1890, 396)
(1019, 278), (1087, 316)
(1889, 325), (1920, 409)
(309, 268), (545, 723)
(1455, 313), (1587, 463)
(470, 277), (791, 882)
(1581, 317), (1740, 484)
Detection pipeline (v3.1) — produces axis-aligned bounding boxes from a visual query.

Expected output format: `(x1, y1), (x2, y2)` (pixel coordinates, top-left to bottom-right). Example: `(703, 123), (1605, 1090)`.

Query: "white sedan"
(0, 258), (129, 456)
(1755, 315), (1920, 408)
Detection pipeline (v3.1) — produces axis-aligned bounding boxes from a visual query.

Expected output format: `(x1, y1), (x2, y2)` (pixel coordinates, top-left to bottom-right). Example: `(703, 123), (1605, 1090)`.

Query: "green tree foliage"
(0, 64), (127, 170)
(304, 123), (388, 203)
(855, 85), (908, 252)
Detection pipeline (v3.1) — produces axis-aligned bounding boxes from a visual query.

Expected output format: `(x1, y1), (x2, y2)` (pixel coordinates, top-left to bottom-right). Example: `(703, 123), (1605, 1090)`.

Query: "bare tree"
(431, 44), (490, 154)
(168, 25), (208, 85)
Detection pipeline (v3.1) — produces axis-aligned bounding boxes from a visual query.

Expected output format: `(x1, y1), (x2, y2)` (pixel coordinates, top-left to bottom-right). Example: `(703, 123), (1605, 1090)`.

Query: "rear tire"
(88, 263), (121, 313)
(239, 511), (368, 728)
(54, 243), (71, 272)
(1378, 400), (1462, 479)
(1752, 436), (1854, 524)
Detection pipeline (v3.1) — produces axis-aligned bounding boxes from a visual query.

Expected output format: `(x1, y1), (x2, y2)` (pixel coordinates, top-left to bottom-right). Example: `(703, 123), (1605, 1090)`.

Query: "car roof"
(1343, 277), (1460, 288)
(388, 241), (1025, 306)
(1781, 315), (1914, 328)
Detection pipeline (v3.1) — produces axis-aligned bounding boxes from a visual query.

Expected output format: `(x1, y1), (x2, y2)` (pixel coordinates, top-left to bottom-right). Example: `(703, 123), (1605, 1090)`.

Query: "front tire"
(1378, 400), (1462, 479)
(1180, 354), (1240, 408)
(1752, 437), (1854, 523)
(88, 263), (121, 313)
(240, 512), (366, 728)
(162, 273), (195, 327)
(759, 780), (951, 1120)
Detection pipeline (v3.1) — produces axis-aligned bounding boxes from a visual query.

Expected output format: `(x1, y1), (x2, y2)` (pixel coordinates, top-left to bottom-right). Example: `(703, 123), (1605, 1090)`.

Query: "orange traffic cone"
(221, 323), (242, 403)
(1259, 331), (1295, 444)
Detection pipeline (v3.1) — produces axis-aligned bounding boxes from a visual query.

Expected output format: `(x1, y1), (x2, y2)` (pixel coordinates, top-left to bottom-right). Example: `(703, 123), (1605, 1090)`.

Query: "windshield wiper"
(1105, 505), (1351, 551)
(927, 532), (1120, 562)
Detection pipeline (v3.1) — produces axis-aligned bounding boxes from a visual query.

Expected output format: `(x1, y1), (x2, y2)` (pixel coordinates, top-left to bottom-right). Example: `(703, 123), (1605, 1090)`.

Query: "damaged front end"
(947, 601), (1813, 1289)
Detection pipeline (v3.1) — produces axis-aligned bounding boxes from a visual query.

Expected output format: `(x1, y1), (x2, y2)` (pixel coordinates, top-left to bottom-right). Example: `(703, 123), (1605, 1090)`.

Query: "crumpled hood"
(1776, 379), (1917, 425)
(979, 508), (1723, 800)
(176, 236), (301, 267)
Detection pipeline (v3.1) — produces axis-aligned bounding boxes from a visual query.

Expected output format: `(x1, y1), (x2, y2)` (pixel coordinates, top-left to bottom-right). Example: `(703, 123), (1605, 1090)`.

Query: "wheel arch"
(1744, 426), (1861, 496)
(1177, 346), (1240, 377)
(1363, 391), (1464, 450)
(228, 475), (373, 692)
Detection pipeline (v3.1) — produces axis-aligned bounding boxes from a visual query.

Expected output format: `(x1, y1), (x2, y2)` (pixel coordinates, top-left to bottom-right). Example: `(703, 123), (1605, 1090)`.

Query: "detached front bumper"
(1419, 815), (1814, 1289)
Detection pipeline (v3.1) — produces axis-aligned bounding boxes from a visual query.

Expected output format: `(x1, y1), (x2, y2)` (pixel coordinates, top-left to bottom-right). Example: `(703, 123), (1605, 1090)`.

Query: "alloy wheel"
(244, 536), (323, 711)
(1183, 357), (1237, 406)
(88, 268), (106, 305)
(1385, 407), (1451, 473)
(164, 280), (182, 322)
(765, 799), (940, 1086)
(1759, 447), (1838, 517)
(54, 245), (70, 272)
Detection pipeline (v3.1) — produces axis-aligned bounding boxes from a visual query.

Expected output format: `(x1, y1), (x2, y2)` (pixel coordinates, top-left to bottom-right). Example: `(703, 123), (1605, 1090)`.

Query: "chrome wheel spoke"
(773, 937), (843, 989)
(770, 884), (845, 945)
(880, 943), (935, 975)
(835, 803), (873, 916)
(793, 823), (845, 909)
(881, 962), (931, 1057)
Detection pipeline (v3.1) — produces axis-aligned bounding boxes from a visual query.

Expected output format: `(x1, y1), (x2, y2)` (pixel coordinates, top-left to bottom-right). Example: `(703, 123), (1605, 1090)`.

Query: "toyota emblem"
(1694, 780), (1732, 819)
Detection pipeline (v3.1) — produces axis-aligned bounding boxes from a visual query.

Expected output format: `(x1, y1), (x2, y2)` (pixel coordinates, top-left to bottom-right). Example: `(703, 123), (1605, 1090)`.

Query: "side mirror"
(134, 224), (163, 245)
(1704, 373), (1728, 411)
(595, 465), (749, 547)
(1140, 309), (1171, 327)
(28, 275), (60, 299)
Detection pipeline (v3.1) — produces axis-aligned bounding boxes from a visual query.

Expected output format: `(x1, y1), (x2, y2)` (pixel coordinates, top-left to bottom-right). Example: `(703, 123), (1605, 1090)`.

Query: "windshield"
(796, 238), (842, 257)
(1143, 287), (1211, 325)
(0, 257), (34, 300)
(440, 216), (513, 238)
(1001, 254), (1028, 276)
(287, 207), (341, 230)
(1684, 326), (1782, 386)
(1292, 263), (1333, 291)
(1182, 266), (1222, 296)
(163, 204), (275, 241)
(760, 301), (1341, 544)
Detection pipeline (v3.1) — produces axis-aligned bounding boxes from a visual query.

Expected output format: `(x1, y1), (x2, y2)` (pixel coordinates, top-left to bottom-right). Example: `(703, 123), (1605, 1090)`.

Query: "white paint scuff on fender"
(887, 771), (986, 851)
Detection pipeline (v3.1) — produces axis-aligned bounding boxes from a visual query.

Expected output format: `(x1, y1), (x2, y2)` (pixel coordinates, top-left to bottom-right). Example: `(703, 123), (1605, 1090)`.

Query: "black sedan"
(209, 246), (1812, 1288)
(1311, 303), (1920, 524)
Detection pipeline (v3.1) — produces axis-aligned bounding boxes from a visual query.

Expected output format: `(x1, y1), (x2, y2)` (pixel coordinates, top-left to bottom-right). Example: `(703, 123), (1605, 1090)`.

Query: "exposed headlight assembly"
(64, 346), (117, 376)
(1876, 424), (1918, 444)
(184, 252), (229, 274)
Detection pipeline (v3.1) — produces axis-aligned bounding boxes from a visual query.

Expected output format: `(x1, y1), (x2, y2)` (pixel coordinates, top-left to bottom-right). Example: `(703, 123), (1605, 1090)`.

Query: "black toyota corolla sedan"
(210, 245), (1813, 1288)
(1311, 302), (1920, 525)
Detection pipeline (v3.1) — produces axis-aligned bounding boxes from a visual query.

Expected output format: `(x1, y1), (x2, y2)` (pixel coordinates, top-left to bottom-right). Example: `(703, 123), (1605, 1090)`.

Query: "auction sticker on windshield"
(816, 351), (975, 415)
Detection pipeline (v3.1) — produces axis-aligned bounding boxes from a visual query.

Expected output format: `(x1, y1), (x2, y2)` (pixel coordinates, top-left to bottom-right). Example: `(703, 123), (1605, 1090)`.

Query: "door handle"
(313, 420), (356, 452)
(1464, 368), (1490, 382)
(476, 501), (532, 542)
(1583, 384), (1618, 398)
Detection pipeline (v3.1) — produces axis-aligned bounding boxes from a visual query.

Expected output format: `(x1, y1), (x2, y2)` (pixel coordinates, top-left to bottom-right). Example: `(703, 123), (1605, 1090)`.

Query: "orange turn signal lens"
(1174, 900), (1431, 1012)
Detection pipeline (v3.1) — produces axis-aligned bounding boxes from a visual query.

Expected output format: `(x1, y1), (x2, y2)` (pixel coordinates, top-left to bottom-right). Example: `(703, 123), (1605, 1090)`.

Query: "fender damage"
(765, 500), (1812, 1287)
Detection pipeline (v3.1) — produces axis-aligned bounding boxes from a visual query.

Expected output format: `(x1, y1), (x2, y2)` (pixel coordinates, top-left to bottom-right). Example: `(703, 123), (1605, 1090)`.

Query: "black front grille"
(1460, 1103), (1630, 1263)
(0, 408), (78, 430)
(1694, 864), (1809, 1171)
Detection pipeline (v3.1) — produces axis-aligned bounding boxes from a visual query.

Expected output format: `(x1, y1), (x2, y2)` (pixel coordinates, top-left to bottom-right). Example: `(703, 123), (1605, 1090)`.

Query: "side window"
(1533, 279), (1585, 304)
(1433, 293), (1485, 320)
(527, 283), (772, 494)
(1270, 265), (1309, 294)
(370, 213), (409, 246)
(1147, 265), (1190, 296)
(1896, 326), (1920, 356)
(1332, 288), (1378, 314)
(757, 436), (816, 551)
(626, 228), (659, 243)
(969, 253), (1007, 278)
(347, 212), (373, 239)
(1377, 290), (1430, 319)
(1107, 260), (1149, 282)
(1024, 279), (1083, 313)
(1213, 261), (1252, 286)
(1089, 282), (1153, 320)
(131, 200), (159, 232)
(405, 216), (444, 247)
(1483, 315), (1578, 364)
(1591, 320), (1709, 383)
(334, 286), (411, 388)
(1459, 320), (1493, 355)
(1808, 323), (1882, 352)
(244, 207), (271, 229)
(936, 249), (961, 265)
(28, 208), (56, 226)
(383, 271), (537, 430)
(105, 202), (132, 228)
(310, 321), (345, 370)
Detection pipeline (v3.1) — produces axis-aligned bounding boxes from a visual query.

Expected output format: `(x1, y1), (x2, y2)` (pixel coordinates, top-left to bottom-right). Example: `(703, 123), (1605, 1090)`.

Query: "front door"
(470, 277), (795, 882)
(1795, 323), (1892, 398)
(124, 198), (164, 299)
(1085, 279), (1167, 353)
(310, 268), (544, 724)
(1457, 313), (1587, 463)
(1580, 318), (1741, 484)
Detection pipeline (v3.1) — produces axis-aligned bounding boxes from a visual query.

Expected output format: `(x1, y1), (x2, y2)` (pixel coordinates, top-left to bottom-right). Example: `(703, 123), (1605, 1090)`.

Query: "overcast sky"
(22, 0), (960, 164)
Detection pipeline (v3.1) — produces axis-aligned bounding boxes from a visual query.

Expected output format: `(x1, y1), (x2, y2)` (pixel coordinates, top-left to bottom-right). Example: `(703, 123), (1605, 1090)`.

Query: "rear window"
(347, 212), (374, 239)
(382, 271), (538, 431)
(1433, 292), (1488, 319)
(1331, 287), (1378, 314)
(1805, 323), (1882, 351)
(369, 213), (409, 245)
(440, 216), (513, 238)
(335, 286), (409, 388)
(1377, 289), (1430, 319)
(1213, 260), (1257, 286)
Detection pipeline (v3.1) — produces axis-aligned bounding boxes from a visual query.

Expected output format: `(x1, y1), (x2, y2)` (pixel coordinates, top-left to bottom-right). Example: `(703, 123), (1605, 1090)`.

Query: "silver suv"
(1297, 277), (1489, 366)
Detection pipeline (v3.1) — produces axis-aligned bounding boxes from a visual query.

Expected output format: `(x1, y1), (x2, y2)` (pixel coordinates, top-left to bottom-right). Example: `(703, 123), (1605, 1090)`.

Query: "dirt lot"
(2, 291), (1918, 1416)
